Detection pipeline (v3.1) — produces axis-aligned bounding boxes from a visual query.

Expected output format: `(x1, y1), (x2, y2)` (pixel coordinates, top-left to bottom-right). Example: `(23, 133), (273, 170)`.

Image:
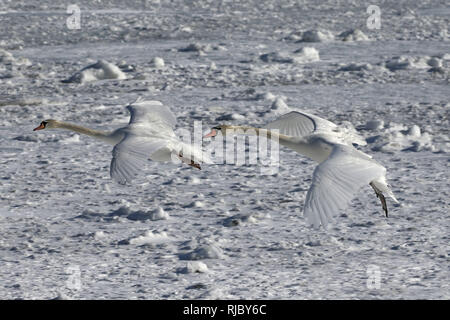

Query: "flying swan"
(34, 100), (209, 184)
(204, 110), (398, 228)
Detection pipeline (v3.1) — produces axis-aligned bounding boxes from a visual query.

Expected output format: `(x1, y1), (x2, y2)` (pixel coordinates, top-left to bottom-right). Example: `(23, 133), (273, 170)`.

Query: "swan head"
(203, 125), (236, 138)
(33, 119), (59, 131)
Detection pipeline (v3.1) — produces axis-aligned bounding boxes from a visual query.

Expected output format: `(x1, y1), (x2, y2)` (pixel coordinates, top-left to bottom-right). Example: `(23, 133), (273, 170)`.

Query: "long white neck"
(53, 121), (121, 145)
(226, 125), (327, 162)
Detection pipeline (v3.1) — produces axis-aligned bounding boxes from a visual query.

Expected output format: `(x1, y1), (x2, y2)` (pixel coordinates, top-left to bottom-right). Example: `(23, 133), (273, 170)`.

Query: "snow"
(129, 231), (170, 246)
(339, 29), (370, 42)
(151, 57), (165, 68)
(299, 30), (335, 43)
(62, 60), (126, 83)
(385, 56), (435, 71)
(180, 244), (224, 260)
(0, 0), (449, 300)
(369, 122), (436, 153)
(181, 261), (209, 274)
(260, 47), (320, 64)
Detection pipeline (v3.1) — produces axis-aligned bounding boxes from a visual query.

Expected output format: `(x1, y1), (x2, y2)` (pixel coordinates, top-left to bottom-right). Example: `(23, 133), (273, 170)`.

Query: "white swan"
(34, 100), (208, 184)
(204, 110), (398, 228)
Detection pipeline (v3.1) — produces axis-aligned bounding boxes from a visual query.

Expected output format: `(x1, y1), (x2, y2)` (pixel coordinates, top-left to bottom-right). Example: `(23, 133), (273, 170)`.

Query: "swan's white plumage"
(265, 110), (367, 146)
(109, 100), (208, 184)
(111, 136), (170, 185)
(264, 111), (318, 137)
(304, 144), (386, 228)
(259, 110), (395, 228)
(35, 99), (208, 185)
(127, 100), (177, 130)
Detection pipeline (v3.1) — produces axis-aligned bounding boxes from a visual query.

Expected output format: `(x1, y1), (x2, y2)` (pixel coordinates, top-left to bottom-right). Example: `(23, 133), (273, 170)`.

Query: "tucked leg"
(178, 151), (201, 170)
(370, 182), (388, 217)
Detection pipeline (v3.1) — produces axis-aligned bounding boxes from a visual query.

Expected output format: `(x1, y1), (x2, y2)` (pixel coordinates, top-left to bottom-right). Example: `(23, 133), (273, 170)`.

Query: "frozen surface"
(0, 0), (449, 299)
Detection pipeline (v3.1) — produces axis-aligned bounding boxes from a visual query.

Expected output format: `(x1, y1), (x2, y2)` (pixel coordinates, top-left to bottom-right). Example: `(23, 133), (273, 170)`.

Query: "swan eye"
(41, 121), (47, 127)
(212, 126), (221, 131)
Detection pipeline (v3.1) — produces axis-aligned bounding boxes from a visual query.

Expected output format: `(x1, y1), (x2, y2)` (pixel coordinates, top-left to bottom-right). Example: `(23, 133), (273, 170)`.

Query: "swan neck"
(229, 125), (321, 161)
(55, 121), (115, 144)
(229, 125), (293, 142)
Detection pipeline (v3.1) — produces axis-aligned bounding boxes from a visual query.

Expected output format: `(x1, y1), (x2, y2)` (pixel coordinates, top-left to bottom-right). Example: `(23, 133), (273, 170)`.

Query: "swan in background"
(34, 100), (209, 184)
(204, 110), (398, 229)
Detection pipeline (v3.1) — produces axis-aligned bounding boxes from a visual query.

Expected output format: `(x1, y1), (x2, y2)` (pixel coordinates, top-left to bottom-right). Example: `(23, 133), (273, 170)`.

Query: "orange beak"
(203, 129), (217, 138)
(33, 123), (45, 131)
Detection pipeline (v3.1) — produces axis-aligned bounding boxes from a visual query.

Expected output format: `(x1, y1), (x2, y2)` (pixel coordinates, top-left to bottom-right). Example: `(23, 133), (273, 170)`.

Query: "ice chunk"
(129, 231), (169, 246)
(62, 60), (126, 83)
(339, 29), (370, 41)
(299, 30), (334, 42)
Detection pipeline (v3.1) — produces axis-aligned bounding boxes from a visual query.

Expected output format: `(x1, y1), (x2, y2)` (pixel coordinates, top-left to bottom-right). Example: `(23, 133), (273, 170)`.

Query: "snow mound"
(59, 134), (81, 144)
(368, 123), (435, 152)
(184, 200), (205, 208)
(149, 207), (170, 220)
(62, 60), (126, 83)
(298, 29), (334, 42)
(180, 261), (209, 274)
(178, 43), (212, 53)
(259, 51), (295, 64)
(151, 57), (165, 68)
(223, 212), (270, 227)
(0, 49), (31, 67)
(365, 120), (385, 131)
(129, 230), (170, 246)
(339, 29), (370, 41)
(256, 96), (292, 120)
(283, 30), (304, 41)
(338, 62), (373, 72)
(269, 97), (292, 115)
(256, 92), (277, 101)
(126, 206), (169, 221)
(385, 56), (441, 71)
(215, 113), (246, 121)
(180, 244), (224, 260)
(292, 47), (320, 63)
(259, 47), (319, 64)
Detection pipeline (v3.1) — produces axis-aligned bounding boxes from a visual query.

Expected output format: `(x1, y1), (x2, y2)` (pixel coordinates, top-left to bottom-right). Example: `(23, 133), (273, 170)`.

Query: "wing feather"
(264, 110), (366, 146)
(110, 135), (169, 184)
(127, 100), (177, 130)
(264, 111), (319, 137)
(304, 145), (386, 228)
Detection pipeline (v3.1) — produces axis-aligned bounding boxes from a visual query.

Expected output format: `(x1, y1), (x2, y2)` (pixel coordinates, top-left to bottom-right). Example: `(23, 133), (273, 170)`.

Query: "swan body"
(34, 100), (209, 184)
(205, 111), (398, 228)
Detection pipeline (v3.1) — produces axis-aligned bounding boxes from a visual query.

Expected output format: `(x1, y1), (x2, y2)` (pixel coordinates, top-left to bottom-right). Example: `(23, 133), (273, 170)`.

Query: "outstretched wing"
(127, 100), (177, 132)
(264, 110), (366, 146)
(264, 111), (335, 137)
(304, 145), (385, 229)
(110, 134), (170, 185)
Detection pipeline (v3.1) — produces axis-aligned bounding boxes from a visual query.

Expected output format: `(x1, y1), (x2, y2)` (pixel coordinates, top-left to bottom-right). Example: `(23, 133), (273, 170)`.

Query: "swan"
(204, 110), (398, 228)
(34, 100), (209, 184)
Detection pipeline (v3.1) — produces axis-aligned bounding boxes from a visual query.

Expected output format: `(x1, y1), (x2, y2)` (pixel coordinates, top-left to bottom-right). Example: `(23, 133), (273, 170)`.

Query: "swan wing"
(264, 111), (336, 137)
(265, 111), (366, 146)
(178, 141), (214, 164)
(110, 134), (170, 184)
(304, 144), (385, 228)
(127, 100), (177, 131)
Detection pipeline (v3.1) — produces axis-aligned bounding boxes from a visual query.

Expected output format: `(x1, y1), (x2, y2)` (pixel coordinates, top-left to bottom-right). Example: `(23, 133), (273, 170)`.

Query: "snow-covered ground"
(0, 0), (449, 299)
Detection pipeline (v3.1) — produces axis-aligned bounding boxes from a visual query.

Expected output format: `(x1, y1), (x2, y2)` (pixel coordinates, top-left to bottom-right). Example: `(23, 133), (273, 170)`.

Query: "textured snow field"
(0, 1), (449, 299)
